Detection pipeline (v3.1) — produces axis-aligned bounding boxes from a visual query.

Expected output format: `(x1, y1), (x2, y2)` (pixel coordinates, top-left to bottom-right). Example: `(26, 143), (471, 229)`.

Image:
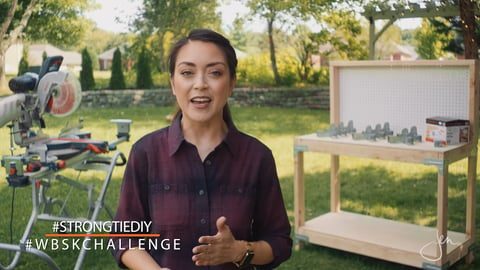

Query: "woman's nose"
(193, 74), (208, 90)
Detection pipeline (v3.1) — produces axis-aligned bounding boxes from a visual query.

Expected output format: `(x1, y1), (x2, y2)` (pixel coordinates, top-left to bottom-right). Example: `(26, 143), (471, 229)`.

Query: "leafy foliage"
(428, 16), (480, 57)
(0, 0), (94, 93)
(133, 0), (221, 72)
(24, 0), (93, 48)
(415, 19), (452, 59)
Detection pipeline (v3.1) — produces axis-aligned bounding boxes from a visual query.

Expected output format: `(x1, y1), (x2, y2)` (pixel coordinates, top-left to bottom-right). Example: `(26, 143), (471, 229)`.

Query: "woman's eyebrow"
(177, 61), (195, 67)
(206, 62), (226, 67)
(177, 61), (226, 67)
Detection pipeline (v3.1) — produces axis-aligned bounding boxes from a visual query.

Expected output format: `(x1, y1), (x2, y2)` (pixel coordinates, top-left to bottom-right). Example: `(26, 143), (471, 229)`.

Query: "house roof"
(28, 44), (81, 66)
(98, 45), (127, 60)
(395, 44), (418, 59)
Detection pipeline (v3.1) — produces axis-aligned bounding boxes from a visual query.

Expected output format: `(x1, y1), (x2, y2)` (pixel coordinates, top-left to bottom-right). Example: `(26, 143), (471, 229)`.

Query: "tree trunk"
(458, 0), (478, 59)
(0, 0), (38, 94)
(0, 50), (8, 94)
(267, 18), (281, 85)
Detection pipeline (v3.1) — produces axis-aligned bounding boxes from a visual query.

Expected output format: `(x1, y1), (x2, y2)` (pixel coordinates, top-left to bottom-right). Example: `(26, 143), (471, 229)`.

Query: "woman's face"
(170, 40), (235, 125)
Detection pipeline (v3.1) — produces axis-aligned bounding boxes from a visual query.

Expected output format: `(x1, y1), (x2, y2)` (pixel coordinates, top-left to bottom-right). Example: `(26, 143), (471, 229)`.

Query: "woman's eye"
(210, 71), (222, 76)
(180, 70), (193, 76)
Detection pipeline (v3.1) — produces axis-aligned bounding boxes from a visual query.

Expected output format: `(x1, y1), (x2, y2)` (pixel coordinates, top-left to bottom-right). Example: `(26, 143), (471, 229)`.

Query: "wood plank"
(294, 151), (305, 229)
(297, 212), (470, 268)
(295, 134), (474, 164)
(330, 60), (477, 68)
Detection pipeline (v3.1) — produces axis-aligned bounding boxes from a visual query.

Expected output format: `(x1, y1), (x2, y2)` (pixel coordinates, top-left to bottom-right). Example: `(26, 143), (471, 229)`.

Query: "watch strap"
(234, 241), (254, 268)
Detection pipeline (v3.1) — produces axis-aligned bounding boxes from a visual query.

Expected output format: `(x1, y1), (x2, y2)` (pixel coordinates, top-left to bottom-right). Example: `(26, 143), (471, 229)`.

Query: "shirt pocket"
(218, 186), (257, 233)
(149, 183), (190, 230)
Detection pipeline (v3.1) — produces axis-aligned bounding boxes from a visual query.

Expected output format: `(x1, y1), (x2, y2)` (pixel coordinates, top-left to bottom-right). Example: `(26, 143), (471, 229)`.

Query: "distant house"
(98, 47), (118, 71)
(5, 42), (82, 74)
(311, 43), (334, 68)
(5, 41), (23, 74)
(98, 45), (130, 71)
(388, 44), (418, 61)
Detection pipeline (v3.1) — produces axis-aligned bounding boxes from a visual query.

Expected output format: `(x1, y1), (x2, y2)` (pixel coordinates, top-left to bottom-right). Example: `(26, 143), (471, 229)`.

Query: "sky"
(85, 0), (421, 34)
(84, 0), (251, 33)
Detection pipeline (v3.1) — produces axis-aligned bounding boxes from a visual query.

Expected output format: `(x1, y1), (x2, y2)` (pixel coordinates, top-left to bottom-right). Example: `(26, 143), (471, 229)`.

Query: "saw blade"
(37, 70), (82, 117)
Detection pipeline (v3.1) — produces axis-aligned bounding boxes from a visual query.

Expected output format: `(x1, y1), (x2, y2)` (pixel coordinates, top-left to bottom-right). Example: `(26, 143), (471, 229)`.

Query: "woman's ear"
(170, 77), (176, 96)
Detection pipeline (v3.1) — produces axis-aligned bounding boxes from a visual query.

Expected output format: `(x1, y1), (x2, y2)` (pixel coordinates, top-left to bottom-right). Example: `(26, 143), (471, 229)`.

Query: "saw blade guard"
(37, 70), (82, 117)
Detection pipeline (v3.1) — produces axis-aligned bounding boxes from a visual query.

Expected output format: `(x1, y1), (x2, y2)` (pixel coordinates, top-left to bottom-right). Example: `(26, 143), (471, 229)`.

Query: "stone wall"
(80, 88), (330, 109)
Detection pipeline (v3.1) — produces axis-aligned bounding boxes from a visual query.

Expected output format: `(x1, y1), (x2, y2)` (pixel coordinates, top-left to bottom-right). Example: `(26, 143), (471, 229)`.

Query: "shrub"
(136, 46), (153, 89)
(17, 47), (29, 76)
(237, 53), (274, 86)
(109, 48), (126, 90)
(80, 48), (95, 91)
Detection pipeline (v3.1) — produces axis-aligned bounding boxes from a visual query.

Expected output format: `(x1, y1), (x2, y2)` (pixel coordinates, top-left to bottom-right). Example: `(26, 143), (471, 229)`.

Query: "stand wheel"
(294, 240), (306, 251)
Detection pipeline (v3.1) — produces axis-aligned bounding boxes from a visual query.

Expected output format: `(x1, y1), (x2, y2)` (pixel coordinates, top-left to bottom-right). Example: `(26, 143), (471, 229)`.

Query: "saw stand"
(0, 119), (132, 270)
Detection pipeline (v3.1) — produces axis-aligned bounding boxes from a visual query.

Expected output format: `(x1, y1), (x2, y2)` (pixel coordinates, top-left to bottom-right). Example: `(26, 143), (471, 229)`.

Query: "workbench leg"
(331, 155), (340, 212)
(437, 164), (448, 266)
(466, 155), (476, 240)
(294, 150), (305, 249)
(464, 155), (477, 265)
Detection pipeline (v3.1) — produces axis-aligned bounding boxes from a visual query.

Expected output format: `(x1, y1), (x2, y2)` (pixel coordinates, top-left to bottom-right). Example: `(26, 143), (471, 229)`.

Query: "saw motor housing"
(0, 56), (83, 186)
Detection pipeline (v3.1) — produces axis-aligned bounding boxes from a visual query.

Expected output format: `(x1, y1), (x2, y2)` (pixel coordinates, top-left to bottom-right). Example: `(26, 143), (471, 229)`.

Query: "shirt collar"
(167, 112), (240, 157)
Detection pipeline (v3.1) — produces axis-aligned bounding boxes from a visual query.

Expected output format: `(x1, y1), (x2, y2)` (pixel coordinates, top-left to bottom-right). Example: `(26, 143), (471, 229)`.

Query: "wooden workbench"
(293, 60), (479, 269)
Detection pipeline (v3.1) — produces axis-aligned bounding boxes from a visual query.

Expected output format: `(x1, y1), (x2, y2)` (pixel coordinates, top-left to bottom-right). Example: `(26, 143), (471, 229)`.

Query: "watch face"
(243, 251), (254, 267)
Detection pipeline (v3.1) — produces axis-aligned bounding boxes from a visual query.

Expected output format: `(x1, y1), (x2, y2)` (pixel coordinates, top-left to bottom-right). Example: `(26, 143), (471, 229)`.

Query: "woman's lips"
(191, 97), (211, 104)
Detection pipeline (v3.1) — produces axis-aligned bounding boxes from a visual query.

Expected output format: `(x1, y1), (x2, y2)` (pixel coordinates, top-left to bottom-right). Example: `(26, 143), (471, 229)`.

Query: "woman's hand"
(121, 248), (171, 270)
(192, 216), (245, 266)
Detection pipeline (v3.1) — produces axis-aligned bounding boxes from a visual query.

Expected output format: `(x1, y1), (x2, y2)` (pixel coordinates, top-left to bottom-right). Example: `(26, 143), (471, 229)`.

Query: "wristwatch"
(234, 241), (254, 269)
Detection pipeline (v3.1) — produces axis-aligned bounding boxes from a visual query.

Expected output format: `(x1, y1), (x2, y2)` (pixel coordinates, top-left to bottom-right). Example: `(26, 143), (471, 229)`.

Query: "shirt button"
(198, 189), (205, 196)
(164, 184), (171, 191)
(205, 160), (212, 166)
(200, 218), (207, 224)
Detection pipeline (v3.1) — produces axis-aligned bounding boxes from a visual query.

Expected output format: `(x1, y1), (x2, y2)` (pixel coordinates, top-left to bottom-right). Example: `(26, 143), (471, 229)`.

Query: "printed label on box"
(425, 117), (469, 145)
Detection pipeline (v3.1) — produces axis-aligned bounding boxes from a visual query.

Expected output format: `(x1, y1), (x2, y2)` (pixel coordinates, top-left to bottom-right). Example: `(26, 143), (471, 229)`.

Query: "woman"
(111, 29), (292, 269)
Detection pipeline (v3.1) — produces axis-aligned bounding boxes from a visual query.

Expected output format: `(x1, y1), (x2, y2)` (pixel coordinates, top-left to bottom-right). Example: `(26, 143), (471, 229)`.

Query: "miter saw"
(0, 55), (131, 187)
(0, 56), (131, 270)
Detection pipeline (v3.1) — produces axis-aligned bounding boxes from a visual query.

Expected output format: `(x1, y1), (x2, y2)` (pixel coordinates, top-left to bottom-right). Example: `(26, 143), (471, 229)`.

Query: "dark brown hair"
(168, 29), (237, 78)
(168, 29), (237, 122)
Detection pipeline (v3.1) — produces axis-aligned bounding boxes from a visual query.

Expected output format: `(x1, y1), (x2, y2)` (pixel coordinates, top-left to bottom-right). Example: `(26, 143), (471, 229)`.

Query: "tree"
(0, 0), (94, 93)
(291, 25), (314, 82)
(428, 1), (479, 59)
(136, 45), (153, 89)
(17, 45), (29, 76)
(227, 17), (249, 52)
(245, 0), (289, 85)
(42, 51), (47, 64)
(0, 0), (38, 93)
(109, 48), (126, 90)
(458, 0), (478, 59)
(363, 0), (478, 59)
(415, 19), (451, 59)
(133, 0), (221, 73)
(244, 0), (348, 85)
(317, 9), (368, 60)
(80, 48), (95, 91)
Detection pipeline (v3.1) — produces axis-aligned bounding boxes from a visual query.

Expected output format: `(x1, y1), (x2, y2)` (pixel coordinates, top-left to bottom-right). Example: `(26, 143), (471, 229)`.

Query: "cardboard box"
(425, 117), (470, 146)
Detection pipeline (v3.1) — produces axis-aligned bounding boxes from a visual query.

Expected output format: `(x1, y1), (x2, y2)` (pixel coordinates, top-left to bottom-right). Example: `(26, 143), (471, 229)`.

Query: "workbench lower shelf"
(296, 211), (472, 269)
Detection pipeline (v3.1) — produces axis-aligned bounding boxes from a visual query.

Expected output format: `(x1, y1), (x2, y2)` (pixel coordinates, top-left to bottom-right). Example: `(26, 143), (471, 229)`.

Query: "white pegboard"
(336, 65), (471, 137)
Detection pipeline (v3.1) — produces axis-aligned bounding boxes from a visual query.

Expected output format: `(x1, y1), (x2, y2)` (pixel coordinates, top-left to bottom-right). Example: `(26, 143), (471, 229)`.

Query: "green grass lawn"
(0, 106), (479, 269)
